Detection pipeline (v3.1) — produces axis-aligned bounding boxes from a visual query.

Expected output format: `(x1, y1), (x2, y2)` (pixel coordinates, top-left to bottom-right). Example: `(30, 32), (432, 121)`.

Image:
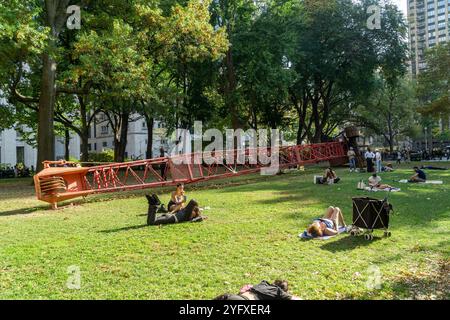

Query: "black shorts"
(168, 200), (177, 209)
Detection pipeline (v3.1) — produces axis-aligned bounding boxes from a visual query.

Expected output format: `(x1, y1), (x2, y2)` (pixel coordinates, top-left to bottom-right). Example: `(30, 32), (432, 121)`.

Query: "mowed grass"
(0, 163), (449, 300)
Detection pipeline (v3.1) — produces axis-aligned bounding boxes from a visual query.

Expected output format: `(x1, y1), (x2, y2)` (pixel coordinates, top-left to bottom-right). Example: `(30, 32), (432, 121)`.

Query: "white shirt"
(365, 151), (375, 159)
(368, 175), (382, 187)
(375, 152), (381, 161)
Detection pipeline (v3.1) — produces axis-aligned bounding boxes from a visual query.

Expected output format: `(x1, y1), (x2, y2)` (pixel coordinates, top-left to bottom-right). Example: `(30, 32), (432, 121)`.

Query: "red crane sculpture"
(34, 141), (347, 209)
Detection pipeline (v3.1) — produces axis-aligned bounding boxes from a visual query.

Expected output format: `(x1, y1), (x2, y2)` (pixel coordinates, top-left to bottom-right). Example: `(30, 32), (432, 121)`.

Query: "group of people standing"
(348, 147), (399, 173)
(364, 148), (383, 173)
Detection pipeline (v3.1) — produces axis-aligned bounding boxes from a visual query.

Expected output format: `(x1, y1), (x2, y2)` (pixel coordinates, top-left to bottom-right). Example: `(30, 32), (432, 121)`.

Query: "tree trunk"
(224, 48), (240, 130)
(79, 100), (90, 162)
(64, 129), (70, 160)
(428, 126), (433, 154)
(37, 53), (57, 171)
(312, 100), (322, 143)
(387, 113), (394, 153)
(145, 116), (154, 159)
(80, 133), (89, 162)
(296, 116), (303, 145)
(113, 112), (129, 162)
(36, 0), (71, 171)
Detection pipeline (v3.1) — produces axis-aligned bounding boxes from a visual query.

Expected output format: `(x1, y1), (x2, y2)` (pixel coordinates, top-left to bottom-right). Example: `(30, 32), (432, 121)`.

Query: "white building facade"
(88, 113), (172, 160)
(0, 128), (80, 168)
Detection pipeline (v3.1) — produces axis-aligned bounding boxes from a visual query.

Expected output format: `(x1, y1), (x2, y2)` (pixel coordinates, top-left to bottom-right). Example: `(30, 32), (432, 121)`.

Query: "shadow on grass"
(100, 224), (148, 233)
(320, 234), (383, 252)
(0, 206), (48, 217)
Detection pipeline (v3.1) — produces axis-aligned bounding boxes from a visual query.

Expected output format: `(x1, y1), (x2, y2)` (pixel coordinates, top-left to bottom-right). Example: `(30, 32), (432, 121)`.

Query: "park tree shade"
(1, 0), (415, 164)
(417, 42), (450, 122)
(0, 0), (227, 164)
(352, 76), (417, 153)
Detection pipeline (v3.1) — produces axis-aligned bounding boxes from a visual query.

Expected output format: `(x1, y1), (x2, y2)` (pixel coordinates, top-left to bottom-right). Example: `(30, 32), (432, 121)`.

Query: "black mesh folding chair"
(350, 196), (393, 240)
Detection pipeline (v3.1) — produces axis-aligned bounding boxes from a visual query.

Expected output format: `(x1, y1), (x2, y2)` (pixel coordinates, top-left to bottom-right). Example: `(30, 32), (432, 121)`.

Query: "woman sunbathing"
(146, 194), (207, 226)
(306, 206), (346, 237)
(368, 173), (393, 190)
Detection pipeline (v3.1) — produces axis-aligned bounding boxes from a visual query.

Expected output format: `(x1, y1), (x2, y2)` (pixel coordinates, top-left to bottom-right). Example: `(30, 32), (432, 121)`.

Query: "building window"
(88, 143), (92, 151)
(16, 146), (24, 164)
(101, 125), (108, 135)
(102, 141), (107, 147)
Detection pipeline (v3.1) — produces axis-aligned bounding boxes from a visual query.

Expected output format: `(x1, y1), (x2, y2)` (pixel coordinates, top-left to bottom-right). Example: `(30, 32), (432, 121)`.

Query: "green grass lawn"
(0, 163), (449, 300)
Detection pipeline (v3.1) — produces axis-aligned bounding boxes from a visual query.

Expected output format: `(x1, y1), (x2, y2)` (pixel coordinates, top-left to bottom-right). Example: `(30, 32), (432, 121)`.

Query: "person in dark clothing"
(214, 280), (300, 300)
(146, 194), (206, 226)
(319, 167), (340, 185)
(409, 167), (427, 183)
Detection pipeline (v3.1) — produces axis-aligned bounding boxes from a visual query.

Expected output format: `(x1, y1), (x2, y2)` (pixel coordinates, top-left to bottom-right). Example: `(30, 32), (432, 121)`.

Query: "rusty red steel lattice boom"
(34, 141), (347, 208)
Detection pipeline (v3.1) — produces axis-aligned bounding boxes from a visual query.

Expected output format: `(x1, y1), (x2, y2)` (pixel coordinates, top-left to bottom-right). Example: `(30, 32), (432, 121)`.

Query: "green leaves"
(417, 43), (450, 118)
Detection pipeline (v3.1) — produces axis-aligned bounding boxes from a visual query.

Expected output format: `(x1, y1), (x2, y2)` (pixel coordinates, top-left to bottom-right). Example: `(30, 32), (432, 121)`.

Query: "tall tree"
(353, 77), (417, 152)
(417, 42), (450, 128)
(289, 0), (408, 143)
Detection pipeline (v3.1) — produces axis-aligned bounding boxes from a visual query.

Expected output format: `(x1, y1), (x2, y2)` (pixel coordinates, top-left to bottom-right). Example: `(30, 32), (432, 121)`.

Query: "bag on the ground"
(357, 180), (366, 190)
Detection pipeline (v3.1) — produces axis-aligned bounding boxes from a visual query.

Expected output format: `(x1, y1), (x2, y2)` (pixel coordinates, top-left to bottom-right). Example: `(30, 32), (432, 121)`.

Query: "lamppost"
(424, 126), (428, 152)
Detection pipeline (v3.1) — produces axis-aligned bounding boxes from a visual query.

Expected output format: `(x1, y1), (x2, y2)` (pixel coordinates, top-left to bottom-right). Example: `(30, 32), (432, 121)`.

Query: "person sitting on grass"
(165, 183), (187, 213)
(214, 280), (301, 300)
(146, 194), (207, 226)
(409, 166), (427, 183)
(306, 206), (346, 237)
(382, 163), (394, 172)
(320, 167), (340, 185)
(368, 173), (393, 190)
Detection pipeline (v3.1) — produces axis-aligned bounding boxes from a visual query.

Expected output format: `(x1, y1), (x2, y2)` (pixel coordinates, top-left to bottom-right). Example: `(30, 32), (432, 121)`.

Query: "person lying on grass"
(306, 206), (346, 237)
(409, 166), (427, 183)
(214, 280), (301, 300)
(368, 173), (393, 190)
(146, 194), (207, 226)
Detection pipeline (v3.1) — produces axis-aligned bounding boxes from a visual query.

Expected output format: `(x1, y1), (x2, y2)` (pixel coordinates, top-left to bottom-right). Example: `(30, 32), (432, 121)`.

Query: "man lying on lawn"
(146, 194), (207, 226)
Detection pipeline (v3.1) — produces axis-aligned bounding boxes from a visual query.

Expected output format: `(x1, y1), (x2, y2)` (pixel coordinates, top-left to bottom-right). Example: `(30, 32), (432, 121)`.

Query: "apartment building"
(408, 0), (450, 75)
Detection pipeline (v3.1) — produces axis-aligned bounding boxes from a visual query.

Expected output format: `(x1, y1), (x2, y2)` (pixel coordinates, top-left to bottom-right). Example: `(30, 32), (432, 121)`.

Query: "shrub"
(87, 149), (115, 163)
